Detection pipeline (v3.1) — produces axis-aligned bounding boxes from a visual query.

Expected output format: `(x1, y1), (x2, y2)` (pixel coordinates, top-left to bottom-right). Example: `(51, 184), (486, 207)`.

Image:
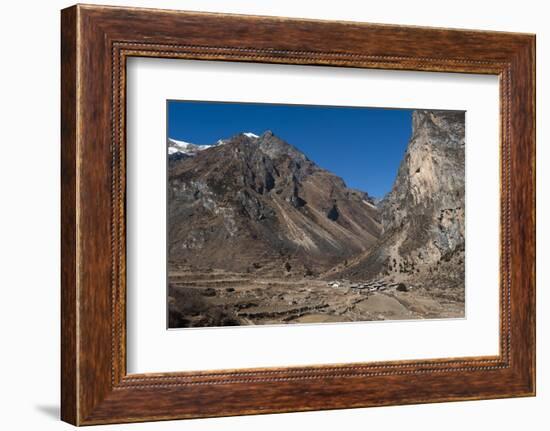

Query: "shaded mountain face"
(329, 110), (465, 287)
(168, 130), (381, 276)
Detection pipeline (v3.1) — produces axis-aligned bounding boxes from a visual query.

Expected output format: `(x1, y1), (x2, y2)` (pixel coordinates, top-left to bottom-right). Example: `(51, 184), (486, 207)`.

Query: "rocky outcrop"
(168, 131), (382, 276)
(329, 110), (465, 288)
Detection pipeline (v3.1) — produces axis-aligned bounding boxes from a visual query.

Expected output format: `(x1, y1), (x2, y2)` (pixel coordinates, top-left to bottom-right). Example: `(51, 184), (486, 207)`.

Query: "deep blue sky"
(168, 101), (412, 198)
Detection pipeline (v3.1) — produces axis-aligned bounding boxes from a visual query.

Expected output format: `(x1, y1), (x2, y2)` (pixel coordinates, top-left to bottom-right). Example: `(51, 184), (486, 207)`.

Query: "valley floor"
(168, 267), (465, 328)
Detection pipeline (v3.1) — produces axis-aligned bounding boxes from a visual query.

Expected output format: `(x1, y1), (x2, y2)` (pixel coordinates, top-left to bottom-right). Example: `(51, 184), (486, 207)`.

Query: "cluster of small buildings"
(328, 279), (403, 293)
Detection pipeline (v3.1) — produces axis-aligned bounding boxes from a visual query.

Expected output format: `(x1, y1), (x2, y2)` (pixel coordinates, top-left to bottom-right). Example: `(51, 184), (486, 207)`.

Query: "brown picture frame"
(61, 4), (536, 425)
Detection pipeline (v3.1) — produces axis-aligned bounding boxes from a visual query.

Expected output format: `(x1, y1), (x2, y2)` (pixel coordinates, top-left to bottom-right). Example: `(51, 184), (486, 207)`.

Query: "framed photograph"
(61, 4), (536, 425)
(164, 102), (466, 329)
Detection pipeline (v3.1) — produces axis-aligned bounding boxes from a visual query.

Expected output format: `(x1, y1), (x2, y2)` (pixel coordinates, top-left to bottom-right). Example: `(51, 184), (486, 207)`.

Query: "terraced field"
(168, 267), (464, 328)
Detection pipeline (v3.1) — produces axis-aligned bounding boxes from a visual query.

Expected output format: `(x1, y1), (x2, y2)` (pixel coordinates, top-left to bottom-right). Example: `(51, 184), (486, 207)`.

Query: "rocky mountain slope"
(167, 130), (381, 276)
(327, 110), (465, 289)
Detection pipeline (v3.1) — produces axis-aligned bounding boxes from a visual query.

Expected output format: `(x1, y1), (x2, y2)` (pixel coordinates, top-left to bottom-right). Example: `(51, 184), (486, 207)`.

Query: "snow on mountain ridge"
(169, 132), (260, 157)
(168, 138), (212, 154)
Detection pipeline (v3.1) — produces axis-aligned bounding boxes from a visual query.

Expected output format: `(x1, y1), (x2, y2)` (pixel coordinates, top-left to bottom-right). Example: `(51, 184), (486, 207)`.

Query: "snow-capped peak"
(167, 138), (216, 156)
(168, 132), (259, 158)
(168, 138), (193, 148)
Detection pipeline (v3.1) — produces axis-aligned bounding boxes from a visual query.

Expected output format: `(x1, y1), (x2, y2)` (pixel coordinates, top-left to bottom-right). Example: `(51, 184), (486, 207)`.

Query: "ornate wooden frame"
(61, 4), (536, 425)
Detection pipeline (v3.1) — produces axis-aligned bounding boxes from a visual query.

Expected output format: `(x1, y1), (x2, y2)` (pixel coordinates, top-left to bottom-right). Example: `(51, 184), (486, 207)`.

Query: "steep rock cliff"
(329, 110), (465, 288)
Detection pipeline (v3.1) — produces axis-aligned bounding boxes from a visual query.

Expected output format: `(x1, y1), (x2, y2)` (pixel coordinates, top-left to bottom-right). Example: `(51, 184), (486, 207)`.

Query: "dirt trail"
(168, 267), (464, 328)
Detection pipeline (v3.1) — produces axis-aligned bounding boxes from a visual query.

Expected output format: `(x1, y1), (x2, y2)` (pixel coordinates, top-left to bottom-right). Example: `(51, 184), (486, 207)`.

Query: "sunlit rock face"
(332, 110), (465, 288)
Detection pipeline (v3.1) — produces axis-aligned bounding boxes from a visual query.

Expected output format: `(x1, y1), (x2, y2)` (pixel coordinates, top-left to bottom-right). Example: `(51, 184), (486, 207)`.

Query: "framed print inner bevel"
(61, 4), (535, 426)
(127, 61), (499, 374)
